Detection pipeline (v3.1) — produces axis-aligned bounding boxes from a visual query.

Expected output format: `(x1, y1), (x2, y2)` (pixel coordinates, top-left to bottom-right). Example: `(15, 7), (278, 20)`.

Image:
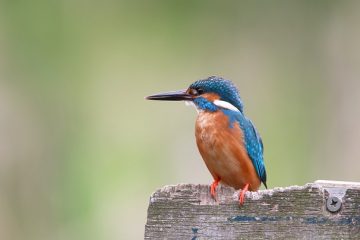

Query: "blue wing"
(222, 109), (267, 188)
(245, 119), (267, 188)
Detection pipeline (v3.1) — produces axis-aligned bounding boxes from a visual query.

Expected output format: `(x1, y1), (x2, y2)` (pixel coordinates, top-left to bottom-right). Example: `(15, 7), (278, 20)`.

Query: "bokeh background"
(1, 1), (360, 239)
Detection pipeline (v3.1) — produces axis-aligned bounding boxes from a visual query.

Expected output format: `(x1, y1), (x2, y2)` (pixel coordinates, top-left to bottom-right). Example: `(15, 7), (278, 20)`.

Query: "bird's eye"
(189, 88), (198, 95)
(189, 88), (204, 96)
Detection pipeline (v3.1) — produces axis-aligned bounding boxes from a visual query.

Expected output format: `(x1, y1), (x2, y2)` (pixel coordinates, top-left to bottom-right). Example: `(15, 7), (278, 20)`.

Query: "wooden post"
(145, 180), (360, 239)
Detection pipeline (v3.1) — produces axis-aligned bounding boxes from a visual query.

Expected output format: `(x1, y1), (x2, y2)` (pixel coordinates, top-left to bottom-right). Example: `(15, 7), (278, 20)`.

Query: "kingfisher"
(146, 76), (267, 205)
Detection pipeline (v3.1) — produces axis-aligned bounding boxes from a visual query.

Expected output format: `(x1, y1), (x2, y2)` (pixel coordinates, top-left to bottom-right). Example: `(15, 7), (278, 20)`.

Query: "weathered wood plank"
(145, 180), (360, 239)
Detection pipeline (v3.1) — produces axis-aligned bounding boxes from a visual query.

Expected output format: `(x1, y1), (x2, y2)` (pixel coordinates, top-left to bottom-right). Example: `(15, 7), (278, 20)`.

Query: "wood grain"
(145, 180), (360, 239)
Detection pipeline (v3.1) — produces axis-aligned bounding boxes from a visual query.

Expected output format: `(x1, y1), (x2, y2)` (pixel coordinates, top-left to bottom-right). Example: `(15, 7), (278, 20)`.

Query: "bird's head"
(146, 76), (244, 112)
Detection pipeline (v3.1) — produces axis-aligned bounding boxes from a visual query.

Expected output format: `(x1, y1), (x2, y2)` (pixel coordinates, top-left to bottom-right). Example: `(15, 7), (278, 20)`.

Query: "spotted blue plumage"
(222, 109), (267, 187)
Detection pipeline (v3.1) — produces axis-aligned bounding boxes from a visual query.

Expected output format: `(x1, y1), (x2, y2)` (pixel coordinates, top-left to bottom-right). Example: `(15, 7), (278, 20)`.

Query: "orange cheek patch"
(201, 93), (220, 102)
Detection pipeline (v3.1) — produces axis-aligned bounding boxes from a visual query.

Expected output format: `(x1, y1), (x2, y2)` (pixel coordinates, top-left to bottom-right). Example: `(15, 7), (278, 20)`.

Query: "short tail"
(262, 170), (267, 189)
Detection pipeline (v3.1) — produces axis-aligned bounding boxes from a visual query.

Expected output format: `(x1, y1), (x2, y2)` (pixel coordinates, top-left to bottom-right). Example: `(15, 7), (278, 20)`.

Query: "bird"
(146, 76), (267, 205)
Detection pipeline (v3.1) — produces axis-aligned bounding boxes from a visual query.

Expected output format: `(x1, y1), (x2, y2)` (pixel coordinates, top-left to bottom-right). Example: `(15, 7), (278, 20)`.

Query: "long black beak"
(145, 89), (193, 101)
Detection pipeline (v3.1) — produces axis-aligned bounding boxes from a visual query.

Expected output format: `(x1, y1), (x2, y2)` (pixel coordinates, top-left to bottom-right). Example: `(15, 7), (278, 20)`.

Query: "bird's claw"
(210, 179), (220, 200)
(238, 183), (250, 206)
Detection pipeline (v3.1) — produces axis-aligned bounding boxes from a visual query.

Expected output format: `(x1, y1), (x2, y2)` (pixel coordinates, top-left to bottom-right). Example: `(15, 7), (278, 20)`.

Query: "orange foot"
(239, 183), (250, 206)
(210, 179), (220, 200)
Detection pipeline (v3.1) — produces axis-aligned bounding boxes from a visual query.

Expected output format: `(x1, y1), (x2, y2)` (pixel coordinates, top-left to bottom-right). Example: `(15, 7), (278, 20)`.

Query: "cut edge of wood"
(149, 180), (360, 205)
(315, 179), (360, 187)
(149, 183), (310, 204)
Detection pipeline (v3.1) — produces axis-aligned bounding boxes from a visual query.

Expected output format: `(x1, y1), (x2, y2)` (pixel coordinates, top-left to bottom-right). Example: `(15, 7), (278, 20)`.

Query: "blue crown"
(190, 76), (244, 112)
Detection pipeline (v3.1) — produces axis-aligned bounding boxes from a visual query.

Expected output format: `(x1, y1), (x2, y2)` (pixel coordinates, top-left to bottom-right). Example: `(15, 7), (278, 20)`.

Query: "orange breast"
(195, 111), (261, 191)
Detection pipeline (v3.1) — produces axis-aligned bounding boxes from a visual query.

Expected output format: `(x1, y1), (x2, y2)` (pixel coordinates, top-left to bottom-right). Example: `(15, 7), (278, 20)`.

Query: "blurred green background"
(1, 1), (360, 239)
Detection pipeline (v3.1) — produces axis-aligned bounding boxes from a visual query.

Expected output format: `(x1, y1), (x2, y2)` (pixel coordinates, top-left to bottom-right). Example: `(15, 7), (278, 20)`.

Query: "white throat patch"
(213, 100), (240, 112)
(185, 101), (200, 113)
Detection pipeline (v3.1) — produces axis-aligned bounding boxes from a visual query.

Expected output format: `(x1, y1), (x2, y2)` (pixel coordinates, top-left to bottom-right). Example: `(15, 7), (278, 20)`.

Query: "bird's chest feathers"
(195, 111), (241, 156)
(196, 112), (223, 144)
(195, 111), (260, 190)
